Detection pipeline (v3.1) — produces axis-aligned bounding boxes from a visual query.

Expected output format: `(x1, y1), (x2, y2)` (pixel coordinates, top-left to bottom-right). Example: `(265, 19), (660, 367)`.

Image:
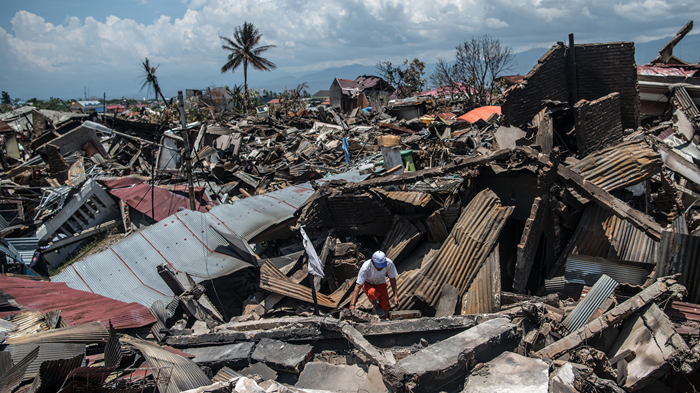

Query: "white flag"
(300, 226), (325, 278)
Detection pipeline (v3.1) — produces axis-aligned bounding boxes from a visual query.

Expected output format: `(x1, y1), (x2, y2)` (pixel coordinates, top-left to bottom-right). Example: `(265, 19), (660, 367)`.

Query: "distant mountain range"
(205, 33), (700, 97)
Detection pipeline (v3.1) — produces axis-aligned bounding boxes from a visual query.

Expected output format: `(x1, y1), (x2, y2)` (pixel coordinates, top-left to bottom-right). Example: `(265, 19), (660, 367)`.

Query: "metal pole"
(308, 274), (320, 316)
(103, 92), (107, 125)
(177, 90), (196, 211)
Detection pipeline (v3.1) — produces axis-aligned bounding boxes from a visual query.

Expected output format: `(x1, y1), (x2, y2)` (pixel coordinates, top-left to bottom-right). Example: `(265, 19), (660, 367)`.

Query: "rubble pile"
(1, 23), (700, 393)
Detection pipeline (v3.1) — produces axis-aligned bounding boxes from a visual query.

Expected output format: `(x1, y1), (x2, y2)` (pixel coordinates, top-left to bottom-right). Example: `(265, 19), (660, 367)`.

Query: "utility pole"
(103, 93), (106, 125)
(177, 90), (196, 210)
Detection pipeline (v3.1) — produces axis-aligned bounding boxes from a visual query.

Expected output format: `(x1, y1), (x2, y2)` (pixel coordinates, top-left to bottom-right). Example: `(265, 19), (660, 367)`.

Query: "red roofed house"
(329, 75), (395, 111)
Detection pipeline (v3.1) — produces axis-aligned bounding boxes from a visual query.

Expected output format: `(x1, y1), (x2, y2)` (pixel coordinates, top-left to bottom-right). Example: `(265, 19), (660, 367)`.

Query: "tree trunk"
(244, 59), (248, 115)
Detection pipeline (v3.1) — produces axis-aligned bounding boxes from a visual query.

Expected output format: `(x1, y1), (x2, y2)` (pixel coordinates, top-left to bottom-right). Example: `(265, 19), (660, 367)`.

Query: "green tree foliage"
(1, 91), (11, 105)
(220, 22), (277, 112)
(375, 58), (426, 98)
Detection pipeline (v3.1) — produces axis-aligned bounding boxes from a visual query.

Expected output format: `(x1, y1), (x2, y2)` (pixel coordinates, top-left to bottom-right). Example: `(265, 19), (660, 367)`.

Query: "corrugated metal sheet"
(674, 85), (700, 118)
(5, 321), (108, 345)
(0, 214), (8, 230)
(5, 343), (85, 382)
(560, 203), (658, 264)
(5, 237), (39, 265)
(125, 338), (210, 393)
(0, 352), (12, 376)
(0, 277), (155, 330)
(28, 353), (84, 393)
(108, 182), (210, 221)
(562, 275), (618, 332)
(378, 190), (439, 214)
(403, 189), (513, 308)
(0, 346), (39, 391)
(53, 171), (369, 309)
(380, 215), (425, 262)
(4, 311), (47, 338)
(544, 276), (584, 300)
(565, 254), (653, 286)
(461, 244), (501, 314)
(638, 65), (698, 77)
(212, 367), (243, 383)
(570, 139), (662, 192)
(259, 261), (353, 308)
(656, 230), (700, 304)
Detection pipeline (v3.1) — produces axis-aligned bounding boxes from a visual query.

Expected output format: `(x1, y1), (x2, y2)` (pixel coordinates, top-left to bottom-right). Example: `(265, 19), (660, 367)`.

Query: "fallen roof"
(0, 277), (156, 329)
(52, 171), (370, 308)
(638, 65), (698, 78)
(105, 179), (211, 221)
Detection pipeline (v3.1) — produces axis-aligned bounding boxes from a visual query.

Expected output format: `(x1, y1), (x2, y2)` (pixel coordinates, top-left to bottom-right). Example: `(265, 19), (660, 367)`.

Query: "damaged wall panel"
(461, 243), (501, 314)
(573, 93), (624, 156)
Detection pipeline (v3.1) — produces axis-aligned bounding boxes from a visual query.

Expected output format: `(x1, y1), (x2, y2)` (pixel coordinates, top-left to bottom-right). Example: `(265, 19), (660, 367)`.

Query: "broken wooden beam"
(513, 196), (549, 293)
(379, 123), (414, 134)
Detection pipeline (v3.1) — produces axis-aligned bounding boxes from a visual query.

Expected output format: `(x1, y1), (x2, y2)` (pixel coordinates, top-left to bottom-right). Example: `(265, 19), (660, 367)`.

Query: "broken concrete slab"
(387, 317), (517, 393)
(607, 303), (689, 390)
(434, 284), (459, 317)
(185, 342), (255, 370)
(251, 338), (313, 373)
(494, 126), (527, 149)
(240, 362), (278, 381)
(295, 363), (389, 393)
(536, 276), (685, 360)
(462, 351), (549, 393)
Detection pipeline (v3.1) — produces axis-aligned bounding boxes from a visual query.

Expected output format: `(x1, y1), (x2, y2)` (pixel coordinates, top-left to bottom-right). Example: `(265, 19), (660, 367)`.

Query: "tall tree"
(220, 22), (277, 112)
(1, 91), (11, 105)
(376, 58), (426, 98)
(430, 35), (515, 105)
(138, 58), (167, 102)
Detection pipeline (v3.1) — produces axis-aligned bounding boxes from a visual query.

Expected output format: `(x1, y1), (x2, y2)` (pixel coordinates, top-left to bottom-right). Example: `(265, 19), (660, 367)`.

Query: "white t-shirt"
(356, 259), (398, 285)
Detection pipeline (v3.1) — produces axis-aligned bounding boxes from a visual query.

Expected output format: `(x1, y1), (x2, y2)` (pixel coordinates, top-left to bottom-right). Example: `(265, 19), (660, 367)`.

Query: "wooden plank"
(513, 196), (549, 293)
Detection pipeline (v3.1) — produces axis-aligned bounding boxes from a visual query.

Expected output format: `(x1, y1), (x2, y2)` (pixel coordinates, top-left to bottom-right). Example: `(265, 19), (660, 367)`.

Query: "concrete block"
(391, 317), (517, 393)
(296, 362), (389, 393)
(251, 338), (313, 373)
(388, 310), (421, 320)
(240, 362), (278, 381)
(462, 351), (549, 392)
(186, 342), (255, 370)
(434, 284), (459, 317)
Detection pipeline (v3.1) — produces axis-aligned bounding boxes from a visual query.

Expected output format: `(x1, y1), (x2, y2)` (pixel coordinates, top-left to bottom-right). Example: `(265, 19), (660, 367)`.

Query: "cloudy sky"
(1, 0), (699, 99)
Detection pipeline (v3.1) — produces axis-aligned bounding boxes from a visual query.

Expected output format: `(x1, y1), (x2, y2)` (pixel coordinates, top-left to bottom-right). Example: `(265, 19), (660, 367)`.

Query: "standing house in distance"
(329, 76), (395, 111)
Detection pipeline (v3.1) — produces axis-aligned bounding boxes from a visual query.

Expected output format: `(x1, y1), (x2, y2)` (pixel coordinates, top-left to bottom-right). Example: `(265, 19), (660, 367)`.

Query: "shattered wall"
(574, 92), (623, 156)
(503, 42), (640, 131)
(502, 46), (569, 128)
(574, 42), (640, 130)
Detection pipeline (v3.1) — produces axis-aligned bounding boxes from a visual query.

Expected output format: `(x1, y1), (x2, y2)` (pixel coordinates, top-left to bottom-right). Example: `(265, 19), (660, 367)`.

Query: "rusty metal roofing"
(28, 353), (84, 393)
(561, 203), (658, 264)
(570, 139), (662, 192)
(106, 179), (211, 222)
(656, 230), (700, 304)
(565, 254), (653, 286)
(125, 338), (211, 393)
(638, 65), (698, 77)
(5, 321), (108, 345)
(212, 367), (243, 383)
(380, 215), (425, 261)
(403, 189), (513, 308)
(461, 245), (501, 314)
(0, 277), (155, 329)
(5, 343), (85, 382)
(0, 346), (38, 390)
(260, 261), (353, 308)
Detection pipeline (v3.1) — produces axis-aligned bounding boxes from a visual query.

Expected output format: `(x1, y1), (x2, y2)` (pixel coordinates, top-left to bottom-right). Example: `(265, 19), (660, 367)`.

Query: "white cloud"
(1, 0), (699, 97)
(485, 18), (509, 28)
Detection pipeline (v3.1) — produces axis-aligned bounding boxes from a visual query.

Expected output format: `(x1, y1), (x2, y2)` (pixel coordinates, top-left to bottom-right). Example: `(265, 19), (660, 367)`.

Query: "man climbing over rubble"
(349, 251), (399, 318)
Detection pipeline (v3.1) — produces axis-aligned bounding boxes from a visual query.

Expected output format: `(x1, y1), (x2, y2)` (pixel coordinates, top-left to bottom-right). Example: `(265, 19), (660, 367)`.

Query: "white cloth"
(356, 258), (398, 285)
(300, 227), (324, 278)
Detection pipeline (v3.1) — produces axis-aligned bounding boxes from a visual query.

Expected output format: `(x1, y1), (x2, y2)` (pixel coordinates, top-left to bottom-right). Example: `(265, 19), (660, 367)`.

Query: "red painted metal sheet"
(0, 277), (156, 329)
(102, 177), (143, 189)
(638, 65), (698, 77)
(457, 106), (501, 124)
(109, 182), (211, 222)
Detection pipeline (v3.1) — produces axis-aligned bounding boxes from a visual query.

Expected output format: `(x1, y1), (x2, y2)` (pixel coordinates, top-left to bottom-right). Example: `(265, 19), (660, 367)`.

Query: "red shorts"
(362, 282), (390, 312)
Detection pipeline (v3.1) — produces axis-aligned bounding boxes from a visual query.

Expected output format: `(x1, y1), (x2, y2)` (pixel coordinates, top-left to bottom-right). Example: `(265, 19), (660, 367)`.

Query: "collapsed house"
(1, 23), (700, 393)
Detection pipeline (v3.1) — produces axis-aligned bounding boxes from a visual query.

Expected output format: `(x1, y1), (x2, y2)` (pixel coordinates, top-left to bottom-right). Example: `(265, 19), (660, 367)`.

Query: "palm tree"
(138, 58), (167, 103)
(220, 22), (276, 112)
